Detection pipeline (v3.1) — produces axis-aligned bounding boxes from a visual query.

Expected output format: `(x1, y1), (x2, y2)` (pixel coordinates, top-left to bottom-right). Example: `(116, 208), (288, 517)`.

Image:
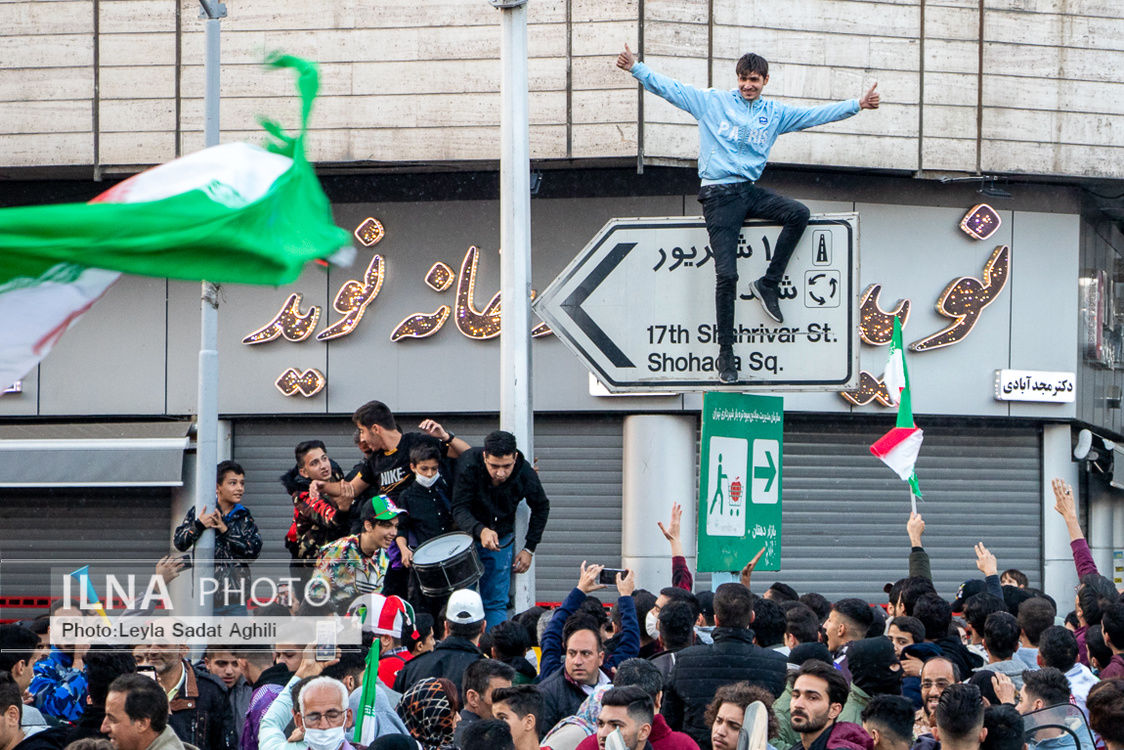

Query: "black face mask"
(848, 637), (902, 697)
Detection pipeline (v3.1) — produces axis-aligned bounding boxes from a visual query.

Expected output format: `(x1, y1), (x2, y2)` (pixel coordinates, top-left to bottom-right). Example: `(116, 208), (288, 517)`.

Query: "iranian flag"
(870, 316), (923, 500)
(0, 54), (351, 388)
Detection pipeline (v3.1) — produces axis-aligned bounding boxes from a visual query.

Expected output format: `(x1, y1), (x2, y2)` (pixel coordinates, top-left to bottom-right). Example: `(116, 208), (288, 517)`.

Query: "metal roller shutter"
(779, 417), (1042, 603)
(232, 414), (625, 604)
(0, 488), (173, 600)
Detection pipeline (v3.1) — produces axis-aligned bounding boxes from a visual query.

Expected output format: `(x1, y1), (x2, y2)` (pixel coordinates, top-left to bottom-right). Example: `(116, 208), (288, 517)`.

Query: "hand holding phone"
(598, 568), (628, 586)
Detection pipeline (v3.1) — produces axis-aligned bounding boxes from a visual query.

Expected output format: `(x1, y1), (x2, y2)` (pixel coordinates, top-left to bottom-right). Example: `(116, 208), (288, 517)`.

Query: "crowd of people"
(4, 403), (1124, 750)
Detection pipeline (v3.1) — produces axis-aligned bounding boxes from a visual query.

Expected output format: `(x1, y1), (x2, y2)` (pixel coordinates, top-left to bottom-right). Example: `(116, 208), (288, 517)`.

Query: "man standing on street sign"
(616, 45), (880, 383)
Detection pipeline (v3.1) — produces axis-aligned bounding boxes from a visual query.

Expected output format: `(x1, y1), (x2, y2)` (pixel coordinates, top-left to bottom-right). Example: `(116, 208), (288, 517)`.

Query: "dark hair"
(513, 607), (546, 647)
(464, 659), (516, 699)
(409, 442), (441, 466)
(1064, 610), (1080, 629)
(658, 587), (701, 621)
(968, 670), (1002, 707)
(563, 616), (604, 653)
(1021, 667), (1071, 708)
(888, 616), (925, 646)
(914, 594), (952, 640)
(352, 400), (396, 430)
(793, 659), (849, 707)
(860, 694), (915, 745)
(322, 651), (366, 685)
(65, 739), (116, 750)
(295, 440), (326, 466)
(0, 625), (39, 672)
(833, 598), (874, 635)
(767, 582), (799, 603)
(449, 619), (486, 640)
(1017, 597), (1057, 647)
(982, 704), (1024, 750)
(703, 682), (779, 738)
(1001, 569), (1028, 588)
(963, 593), (1006, 637)
(1086, 625), (1113, 670)
(406, 613), (434, 654)
(982, 612), (1021, 661)
(935, 683), (983, 740)
(290, 675), (316, 708)
(1038, 626), (1079, 671)
(0, 671), (22, 721)
(696, 591), (715, 625)
(578, 597), (610, 630)
(632, 591), (657, 625)
(1078, 573), (1118, 625)
(489, 621), (531, 660)
(216, 459), (243, 484)
(491, 684), (541, 720)
(714, 583), (753, 629)
(85, 650), (138, 707)
(483, 430), (517, 457)
(600, 685), (654, 726)
(613, 659), (663, 701)
(900, 577), (937, 617)
(1102, 602), (1124, 650)
(1002, 586), (1034, 617)
(752, 597), (786, 648)
(109, 673), (170, 733)
(459, 719), (514, 750)
(657, 601), (695, 651)
(887, 579), (907, 611)
(735, 53), (769, 78)
(1087, 678), (1124, 744)
(799, 593), (831, 622)
(786, 605), (821, 645)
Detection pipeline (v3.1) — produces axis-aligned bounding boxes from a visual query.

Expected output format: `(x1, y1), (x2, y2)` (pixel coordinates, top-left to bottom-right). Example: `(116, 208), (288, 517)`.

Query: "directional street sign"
(698, 392), (783, 572)
(533, 214), (859, 392)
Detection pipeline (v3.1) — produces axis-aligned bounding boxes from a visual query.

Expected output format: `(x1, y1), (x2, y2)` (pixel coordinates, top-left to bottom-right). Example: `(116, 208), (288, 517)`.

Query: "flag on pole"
(353, 635), (381, 745)
(870, 316), (923, 501)
(0, 54), (352, 389)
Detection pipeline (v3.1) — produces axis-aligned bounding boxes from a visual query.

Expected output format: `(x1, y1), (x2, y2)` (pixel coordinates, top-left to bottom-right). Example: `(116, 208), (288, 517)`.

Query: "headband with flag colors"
(870, 316), (923, 503)
(0, 53), (353, 389)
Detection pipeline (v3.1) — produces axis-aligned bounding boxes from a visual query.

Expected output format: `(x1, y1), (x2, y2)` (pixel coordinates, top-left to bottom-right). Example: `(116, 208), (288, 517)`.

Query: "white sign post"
(534, 214), (860, 392)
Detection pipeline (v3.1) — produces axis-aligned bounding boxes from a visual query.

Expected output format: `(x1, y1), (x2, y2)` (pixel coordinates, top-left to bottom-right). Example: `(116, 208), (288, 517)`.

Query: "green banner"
(697, 392), (783, 573)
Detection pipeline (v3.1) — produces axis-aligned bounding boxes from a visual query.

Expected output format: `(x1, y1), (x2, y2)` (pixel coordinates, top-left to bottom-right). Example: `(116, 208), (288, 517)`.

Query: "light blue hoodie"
(630, 61), (860, 185)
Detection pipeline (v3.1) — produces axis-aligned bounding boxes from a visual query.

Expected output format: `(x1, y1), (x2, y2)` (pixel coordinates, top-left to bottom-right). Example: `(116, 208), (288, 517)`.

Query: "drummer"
(395, 442), (457, 618)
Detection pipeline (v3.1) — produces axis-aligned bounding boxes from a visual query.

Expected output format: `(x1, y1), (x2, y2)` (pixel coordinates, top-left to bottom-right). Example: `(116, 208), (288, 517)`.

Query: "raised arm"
(539, 562), (605, 680)
(973, 542), (1003, 600)
(1052, 477), (1099, 576)
(617, 43), (710, 118)
(658, 502), (693, 591)
(907, 511), (932, 581)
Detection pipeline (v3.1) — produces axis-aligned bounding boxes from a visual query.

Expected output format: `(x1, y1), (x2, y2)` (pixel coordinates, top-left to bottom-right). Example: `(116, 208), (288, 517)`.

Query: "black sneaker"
(717, 345), (737, 384)
(751, 278), (784, 323)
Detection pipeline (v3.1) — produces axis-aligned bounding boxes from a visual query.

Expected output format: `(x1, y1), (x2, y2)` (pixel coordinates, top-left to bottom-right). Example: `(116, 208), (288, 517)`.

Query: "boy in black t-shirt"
(396, 442), (457, 619)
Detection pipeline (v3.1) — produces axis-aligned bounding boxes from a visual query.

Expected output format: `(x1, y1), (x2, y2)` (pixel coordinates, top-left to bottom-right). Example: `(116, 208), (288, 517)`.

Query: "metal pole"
(193, 1), (226, 622)
(494, 0), (534, 611)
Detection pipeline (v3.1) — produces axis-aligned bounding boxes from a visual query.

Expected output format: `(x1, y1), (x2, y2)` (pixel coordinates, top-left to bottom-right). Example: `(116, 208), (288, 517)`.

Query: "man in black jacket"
(393, 589), (485, 696)
(137, 644), (235, 750)
(452, 430), (550, 627)
(537, 615), (612, 735)
(661, 583), (787, 749)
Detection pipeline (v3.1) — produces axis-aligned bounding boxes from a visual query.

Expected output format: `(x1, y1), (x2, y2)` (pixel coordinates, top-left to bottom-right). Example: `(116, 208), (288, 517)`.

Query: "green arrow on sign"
(754, 450), (776, 493)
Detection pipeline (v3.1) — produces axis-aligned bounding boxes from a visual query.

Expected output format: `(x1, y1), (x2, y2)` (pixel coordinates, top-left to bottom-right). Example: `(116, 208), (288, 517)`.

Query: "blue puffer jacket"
(630, 61), (859, 184)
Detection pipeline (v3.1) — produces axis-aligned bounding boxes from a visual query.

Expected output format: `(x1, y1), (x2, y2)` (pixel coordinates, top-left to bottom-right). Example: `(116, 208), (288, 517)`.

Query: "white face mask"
(645, 610), (659, 639)
(303, 726), (346, 750)
(414, 472), (440, 489)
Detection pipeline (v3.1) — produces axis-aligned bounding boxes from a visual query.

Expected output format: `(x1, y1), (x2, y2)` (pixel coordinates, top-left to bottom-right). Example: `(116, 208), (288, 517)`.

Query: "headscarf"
(396, 678), (457, 750)
(540, 684), (610, 743)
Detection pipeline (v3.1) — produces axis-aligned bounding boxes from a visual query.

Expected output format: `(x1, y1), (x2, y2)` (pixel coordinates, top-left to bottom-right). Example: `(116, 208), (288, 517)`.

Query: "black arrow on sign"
(561, 241), (636, 368)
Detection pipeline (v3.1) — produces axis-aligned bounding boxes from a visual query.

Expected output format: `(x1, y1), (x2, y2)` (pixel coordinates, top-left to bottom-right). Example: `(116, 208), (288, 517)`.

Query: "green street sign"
(697, 392), (783, 572)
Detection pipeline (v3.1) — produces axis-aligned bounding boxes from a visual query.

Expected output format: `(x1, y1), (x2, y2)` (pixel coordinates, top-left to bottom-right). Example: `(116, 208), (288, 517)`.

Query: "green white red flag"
(870, 316), (923, 501)
(0, 54), (351, 388)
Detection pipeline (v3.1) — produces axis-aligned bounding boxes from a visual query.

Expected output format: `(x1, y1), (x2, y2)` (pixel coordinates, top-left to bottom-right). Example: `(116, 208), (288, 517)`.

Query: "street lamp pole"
(491, 0), (535, 610)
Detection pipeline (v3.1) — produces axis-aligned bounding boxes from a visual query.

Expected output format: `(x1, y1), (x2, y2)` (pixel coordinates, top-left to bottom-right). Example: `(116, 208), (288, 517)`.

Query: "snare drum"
(411, 532), (484, 597)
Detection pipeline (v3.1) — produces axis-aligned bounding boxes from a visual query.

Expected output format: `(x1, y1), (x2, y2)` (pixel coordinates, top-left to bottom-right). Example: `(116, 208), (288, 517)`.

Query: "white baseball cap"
(445, 589), (485, 625)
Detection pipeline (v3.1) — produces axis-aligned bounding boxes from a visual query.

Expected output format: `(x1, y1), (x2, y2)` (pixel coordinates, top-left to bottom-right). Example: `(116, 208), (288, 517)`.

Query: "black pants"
(699, 183), (810, 345)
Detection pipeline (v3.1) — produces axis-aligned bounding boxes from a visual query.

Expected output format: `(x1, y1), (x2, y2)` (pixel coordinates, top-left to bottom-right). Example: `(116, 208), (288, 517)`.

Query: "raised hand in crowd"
(615, 567), (636, 598)
(739, 546), (766, 590)
(155, 554), (186, 585)
(974, 542), (998, 577)
(907, 511), (925, 547)
(991, 671), (1016, 705)
(576, 560), (606, 594)
(658, 502), (684, 557)
(1052, 476), (1086, 542)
